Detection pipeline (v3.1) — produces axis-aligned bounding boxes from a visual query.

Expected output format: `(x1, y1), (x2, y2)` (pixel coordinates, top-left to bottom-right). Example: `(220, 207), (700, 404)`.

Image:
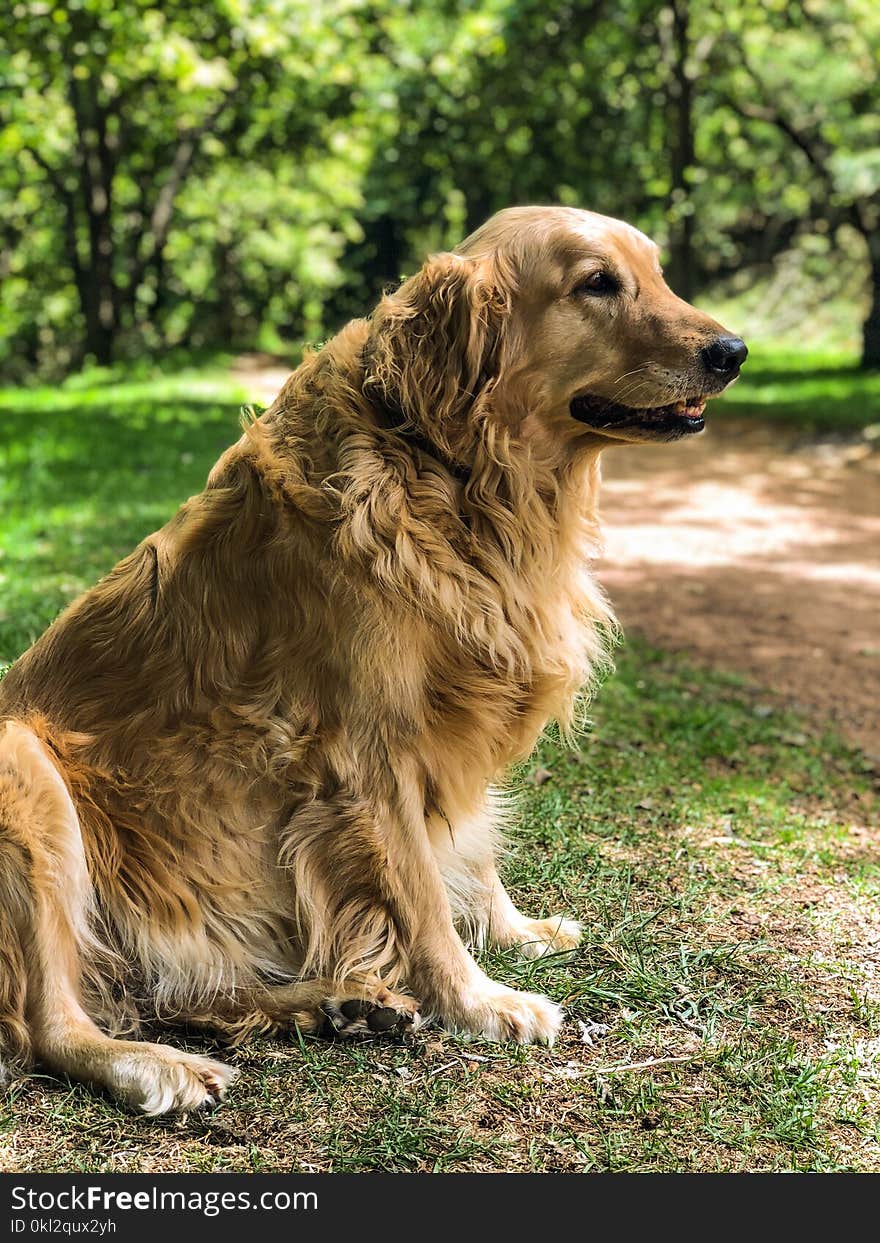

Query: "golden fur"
(0, 207), (741, 1113)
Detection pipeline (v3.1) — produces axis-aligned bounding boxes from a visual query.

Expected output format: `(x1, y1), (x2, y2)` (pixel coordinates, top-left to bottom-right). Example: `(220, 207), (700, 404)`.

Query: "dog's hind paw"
(321, 987), (421, 1038)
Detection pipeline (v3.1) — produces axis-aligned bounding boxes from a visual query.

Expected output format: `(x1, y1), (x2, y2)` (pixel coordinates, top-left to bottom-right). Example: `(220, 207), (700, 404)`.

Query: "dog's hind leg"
(188, 977), (421, 1045)
(263, 977), (421, 1038)
(0, 720), (236, 1115)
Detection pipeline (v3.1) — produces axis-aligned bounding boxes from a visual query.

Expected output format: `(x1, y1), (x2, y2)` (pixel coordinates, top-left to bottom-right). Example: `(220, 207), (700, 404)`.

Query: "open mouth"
(570, 393), (709, 437)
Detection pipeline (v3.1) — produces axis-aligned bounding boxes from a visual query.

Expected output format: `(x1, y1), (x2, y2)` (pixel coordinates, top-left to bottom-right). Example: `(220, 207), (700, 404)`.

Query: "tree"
(712, 0), (880, 367)
(660, 0), (695, 300)
(0, 0), (371, 365)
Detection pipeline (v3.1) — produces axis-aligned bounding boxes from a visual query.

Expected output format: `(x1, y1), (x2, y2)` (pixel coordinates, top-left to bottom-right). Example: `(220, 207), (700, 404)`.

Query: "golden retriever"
(0, 207), (746, 1114)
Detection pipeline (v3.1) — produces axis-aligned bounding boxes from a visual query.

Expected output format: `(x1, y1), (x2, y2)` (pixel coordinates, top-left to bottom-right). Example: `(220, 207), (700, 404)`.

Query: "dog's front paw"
(452, 983), (562, 1045)
(109, 1044), (237, 1116)
(515, 915), (583, 959)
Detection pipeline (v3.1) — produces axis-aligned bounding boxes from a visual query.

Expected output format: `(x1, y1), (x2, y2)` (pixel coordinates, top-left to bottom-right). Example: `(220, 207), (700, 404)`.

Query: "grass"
(0, 360), (245, 665)
(1, 358), (879, 1172)
(703, 257), (880, 432)
(716, 345), (880, 433)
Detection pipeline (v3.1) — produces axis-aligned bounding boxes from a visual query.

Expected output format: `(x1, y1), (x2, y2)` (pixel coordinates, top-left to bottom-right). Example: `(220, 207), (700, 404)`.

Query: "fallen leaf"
(540, 1061), (584, 1081)
(577, 1020), (611, 1046)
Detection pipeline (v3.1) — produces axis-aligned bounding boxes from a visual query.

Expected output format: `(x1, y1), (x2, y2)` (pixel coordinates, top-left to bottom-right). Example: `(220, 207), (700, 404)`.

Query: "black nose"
(701, 335), (748, 378)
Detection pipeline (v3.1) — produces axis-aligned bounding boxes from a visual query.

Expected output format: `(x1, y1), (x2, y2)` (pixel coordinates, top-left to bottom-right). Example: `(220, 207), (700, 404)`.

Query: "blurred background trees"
(0, 0), (876, 378)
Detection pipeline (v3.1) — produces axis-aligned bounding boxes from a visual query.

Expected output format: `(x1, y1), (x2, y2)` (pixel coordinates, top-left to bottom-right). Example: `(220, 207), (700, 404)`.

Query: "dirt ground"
(232, 352), (293, 409)
(232, 357), (879, 760)
(597, 419), (880, 760)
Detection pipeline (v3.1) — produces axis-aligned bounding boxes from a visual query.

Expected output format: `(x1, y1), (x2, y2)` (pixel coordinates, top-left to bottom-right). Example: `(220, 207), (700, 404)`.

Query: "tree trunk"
(81, 195), (116, 366)
(666, 0), (695, 301)
(65, 66), (118, 366)
(371, 212), (405, 291)
(78, 272), (116, 365)
(862, 228), (880, 370)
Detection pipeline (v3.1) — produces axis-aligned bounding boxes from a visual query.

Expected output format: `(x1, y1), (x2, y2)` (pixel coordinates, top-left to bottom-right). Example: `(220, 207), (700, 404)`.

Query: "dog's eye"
(573, 271), (619, 297)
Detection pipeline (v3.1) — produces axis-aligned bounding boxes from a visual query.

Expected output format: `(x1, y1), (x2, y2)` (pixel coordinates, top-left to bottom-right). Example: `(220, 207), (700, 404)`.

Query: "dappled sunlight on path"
(597, 420), (880, 757)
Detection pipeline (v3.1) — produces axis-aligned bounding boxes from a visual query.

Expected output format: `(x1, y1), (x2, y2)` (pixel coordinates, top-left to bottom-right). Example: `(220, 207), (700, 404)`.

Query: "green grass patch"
(715, 345), (880, 433)
(0, 362), (248, 664)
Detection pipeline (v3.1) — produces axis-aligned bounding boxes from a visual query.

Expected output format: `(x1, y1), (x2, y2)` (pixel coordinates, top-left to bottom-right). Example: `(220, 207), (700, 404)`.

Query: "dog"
(0, 206), (746, 1114)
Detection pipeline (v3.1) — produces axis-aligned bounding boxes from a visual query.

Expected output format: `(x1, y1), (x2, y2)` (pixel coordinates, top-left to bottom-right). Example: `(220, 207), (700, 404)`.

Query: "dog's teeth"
(674, 400), (686, 413)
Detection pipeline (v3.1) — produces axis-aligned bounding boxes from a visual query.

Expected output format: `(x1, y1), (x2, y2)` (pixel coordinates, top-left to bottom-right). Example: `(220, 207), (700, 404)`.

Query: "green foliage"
(0, 0), (376, 370)
(0, 0), (877, 374)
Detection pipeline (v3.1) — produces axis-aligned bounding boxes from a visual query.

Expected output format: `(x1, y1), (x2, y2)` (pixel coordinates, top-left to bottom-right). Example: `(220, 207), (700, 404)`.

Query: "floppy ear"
(364, 251), (511, 457)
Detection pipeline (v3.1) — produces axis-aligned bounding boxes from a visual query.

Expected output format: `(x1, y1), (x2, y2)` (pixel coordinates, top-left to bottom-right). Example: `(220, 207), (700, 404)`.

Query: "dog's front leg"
(283, 758), (562, 1043)
(369, 761), (563, 1044)
(410, 913), (563, 1045)
(429, 797), (583, 959)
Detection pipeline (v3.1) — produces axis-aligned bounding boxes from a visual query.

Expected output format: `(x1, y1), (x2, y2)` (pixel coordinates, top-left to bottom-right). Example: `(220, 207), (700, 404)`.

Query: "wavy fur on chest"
(259, 320), (616, 792)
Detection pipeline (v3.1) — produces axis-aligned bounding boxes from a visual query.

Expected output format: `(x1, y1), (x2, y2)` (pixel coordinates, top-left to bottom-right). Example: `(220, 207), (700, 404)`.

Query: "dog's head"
(365, 205), (746, 457)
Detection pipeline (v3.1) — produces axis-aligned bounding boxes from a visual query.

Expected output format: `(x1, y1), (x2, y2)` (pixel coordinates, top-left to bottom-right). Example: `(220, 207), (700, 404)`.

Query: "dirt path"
(597, 420), (880, 759)
(231, 352), (293, 407)
(232, 357), (879, 759)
